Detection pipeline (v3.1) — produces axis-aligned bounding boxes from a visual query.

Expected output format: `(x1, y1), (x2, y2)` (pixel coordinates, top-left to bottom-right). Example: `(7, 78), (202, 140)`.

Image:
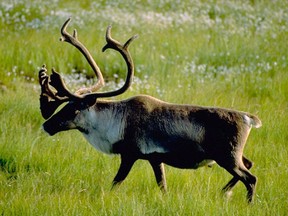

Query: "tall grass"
(1, 0), (288, 215)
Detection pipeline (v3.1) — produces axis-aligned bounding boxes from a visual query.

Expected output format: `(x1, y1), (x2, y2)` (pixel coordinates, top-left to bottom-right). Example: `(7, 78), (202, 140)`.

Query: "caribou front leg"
(111, 155), (137, 190)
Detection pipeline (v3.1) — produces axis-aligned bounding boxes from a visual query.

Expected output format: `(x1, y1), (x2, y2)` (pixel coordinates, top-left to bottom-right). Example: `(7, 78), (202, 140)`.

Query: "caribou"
(39, 18), (261, 203)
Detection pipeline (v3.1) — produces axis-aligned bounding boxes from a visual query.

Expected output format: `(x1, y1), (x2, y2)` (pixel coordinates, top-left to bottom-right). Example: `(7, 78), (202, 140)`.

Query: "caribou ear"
(81, 94), (98, 109)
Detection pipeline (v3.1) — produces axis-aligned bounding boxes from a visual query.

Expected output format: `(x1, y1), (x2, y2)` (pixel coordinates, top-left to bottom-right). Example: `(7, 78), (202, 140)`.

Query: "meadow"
(0, 0), (288, 215)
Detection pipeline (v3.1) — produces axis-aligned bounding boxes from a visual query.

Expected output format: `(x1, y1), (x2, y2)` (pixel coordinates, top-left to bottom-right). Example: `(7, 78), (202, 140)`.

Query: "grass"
(1, 0), (288, 215)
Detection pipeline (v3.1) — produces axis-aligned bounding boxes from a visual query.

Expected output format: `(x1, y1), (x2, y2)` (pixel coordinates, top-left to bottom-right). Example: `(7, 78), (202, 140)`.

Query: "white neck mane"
(75, 107), (126, 154)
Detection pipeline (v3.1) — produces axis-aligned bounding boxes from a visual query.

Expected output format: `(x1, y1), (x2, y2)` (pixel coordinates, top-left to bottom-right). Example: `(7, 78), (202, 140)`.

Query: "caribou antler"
(39, 18), (137, 119)
(83, 24), (138, 100)
(39, 65), (78, 119)
(60, 18), (105, 95)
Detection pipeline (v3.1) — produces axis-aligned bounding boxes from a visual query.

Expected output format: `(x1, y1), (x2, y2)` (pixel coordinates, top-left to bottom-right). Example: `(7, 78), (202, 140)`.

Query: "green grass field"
(1, 0), (288, 215)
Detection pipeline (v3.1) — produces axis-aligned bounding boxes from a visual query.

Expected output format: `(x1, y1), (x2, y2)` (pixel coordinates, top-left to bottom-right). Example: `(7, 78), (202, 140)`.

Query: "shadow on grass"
(0, 157), (18, 180)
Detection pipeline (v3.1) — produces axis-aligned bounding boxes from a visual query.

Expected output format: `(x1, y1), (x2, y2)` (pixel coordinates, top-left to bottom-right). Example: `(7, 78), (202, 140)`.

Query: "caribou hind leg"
(222, 156), (253, 193)
(149, 160), (167, 192)
(235, 165), (257, 203)
(219, 156), (257, 203)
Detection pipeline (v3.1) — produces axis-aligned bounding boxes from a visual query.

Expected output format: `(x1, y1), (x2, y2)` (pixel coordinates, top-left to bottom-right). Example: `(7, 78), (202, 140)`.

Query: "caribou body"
(39, 18), (261, 203)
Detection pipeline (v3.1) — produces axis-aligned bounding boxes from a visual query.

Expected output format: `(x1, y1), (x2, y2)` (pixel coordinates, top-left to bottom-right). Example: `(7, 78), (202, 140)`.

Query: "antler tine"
(39, 65), (55, 99)
(60, 18), (80, 45)
(102, 25), (138, 52)
(60, 18), (105, 95)
(124, 34), (139, 49)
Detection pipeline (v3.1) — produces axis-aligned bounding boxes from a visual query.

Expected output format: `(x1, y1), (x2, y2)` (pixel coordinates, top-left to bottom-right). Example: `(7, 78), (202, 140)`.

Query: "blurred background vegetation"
(0, 0), (287, 215)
